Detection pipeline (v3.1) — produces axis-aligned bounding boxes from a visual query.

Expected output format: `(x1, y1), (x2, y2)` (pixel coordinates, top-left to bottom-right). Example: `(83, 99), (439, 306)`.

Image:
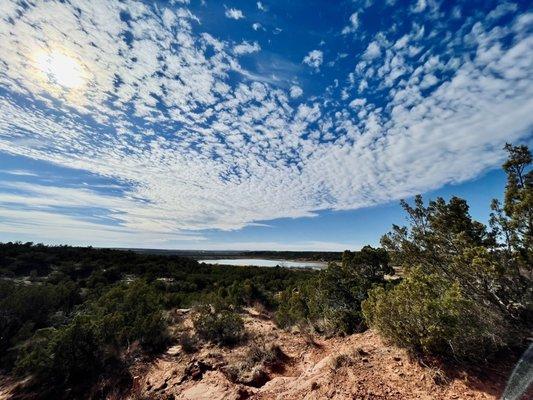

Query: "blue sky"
(0, 0), (531, 250)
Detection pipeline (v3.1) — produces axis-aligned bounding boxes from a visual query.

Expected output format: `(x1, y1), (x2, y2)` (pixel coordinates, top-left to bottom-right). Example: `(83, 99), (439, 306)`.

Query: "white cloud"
(363, 41), (381, 60)
(349, 98), (366, 108)
(412, 0), (426, 13)
(289, 85), (303, 98)
(486, 3), (518, 22)
(233, 41), (261, 55)
(0, 181), (205, 246)
(0, 169), (38, 177)
(257, 2), (266, 11)
(303, 50), (324, 70)
(252, 22), (263, 31)
(341, 12), (359, 35)
(419, 73), (438, 89)
(225, 8), (244, 20)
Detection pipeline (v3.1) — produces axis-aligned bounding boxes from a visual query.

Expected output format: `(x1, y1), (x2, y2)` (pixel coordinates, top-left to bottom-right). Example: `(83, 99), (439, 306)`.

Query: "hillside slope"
(130, 309), (509, 400)
(0, 308), (515, 400)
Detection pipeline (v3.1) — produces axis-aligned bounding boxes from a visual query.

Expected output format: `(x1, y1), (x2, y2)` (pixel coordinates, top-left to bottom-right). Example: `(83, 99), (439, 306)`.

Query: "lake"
(200, 258), (326, 269)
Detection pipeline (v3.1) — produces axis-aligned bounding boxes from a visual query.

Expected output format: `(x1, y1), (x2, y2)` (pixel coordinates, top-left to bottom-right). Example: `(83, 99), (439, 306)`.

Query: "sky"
(0, 0), (531, 251)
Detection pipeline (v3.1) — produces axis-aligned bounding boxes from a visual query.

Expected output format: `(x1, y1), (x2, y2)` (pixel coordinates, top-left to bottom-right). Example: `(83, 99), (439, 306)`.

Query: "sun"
(34, 49), (87, 90)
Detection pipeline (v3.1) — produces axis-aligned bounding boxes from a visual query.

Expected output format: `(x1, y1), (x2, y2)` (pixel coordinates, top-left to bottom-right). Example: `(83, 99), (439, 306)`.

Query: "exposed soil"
(0, 308), (517, 400)
(129, 308), (512, 400)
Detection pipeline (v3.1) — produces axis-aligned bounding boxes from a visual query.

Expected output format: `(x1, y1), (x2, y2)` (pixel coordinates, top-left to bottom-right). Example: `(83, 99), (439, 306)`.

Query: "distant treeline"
(240, 251), (341, 262)
(125, 248), (343, 262)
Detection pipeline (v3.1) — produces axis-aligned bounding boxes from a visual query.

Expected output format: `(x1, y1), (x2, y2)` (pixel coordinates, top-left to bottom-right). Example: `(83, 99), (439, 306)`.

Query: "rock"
(239, 366), (270, 388)
(185, 360), (212, 381)
(356, 348), (370, 356)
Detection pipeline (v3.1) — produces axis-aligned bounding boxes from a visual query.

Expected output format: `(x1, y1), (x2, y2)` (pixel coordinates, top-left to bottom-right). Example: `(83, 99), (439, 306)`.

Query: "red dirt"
(129, 309), (511, 400)
(0, 308), (515, 399)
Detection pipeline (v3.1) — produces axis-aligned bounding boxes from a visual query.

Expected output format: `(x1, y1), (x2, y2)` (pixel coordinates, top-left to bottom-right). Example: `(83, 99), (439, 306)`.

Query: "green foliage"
(15, 316), (105, 385)
(14, 279), (167, 391)
(178, 332), (199, 354)
(365, 144), (532, 361)
(0, 279), (79, 369)
(224, 278), (269, 308)
(91, 280), (168, 352)
(0, 242), (313, 382)
(245, 342), (285, 367)
(490, 143), (532, 283)
(193, 302), (245, 346)
(341, 245), (393, 279)
(275, 245), (391, 334)
(362, 268), (507, 361)
(274, 287), (309, 329)
(380, 197), (530, 321)
(0, 242), (315, 397)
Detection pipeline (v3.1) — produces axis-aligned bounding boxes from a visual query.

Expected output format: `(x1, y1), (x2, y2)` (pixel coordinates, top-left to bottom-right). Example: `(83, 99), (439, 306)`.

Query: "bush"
(362, 267), (508, 361)
(0, 242), (314, 397)
(193, 303), (245, 346)
(15, 316), (105, 386)
(15, 279), (168, 391)
(275, 246), (390, 335)
(91, 280), (168, 352)
(179, 332), (199, 354)
(224, 342), (285, 387)
(366, 144), (533, 361)
(330, 353), (354, 370)
(274, 288), (309, 329)
(245, 342), (285, 367)
(0, 279), (80, 370)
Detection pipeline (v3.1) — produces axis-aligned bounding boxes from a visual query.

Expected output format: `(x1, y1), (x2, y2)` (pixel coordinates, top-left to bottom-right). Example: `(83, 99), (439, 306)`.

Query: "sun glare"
(34, 50), (87, 90)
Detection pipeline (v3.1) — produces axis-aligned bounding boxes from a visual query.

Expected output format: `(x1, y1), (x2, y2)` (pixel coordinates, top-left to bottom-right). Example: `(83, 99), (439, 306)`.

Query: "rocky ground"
(126, 308), (511, 400)
(0, 307), (516, 400)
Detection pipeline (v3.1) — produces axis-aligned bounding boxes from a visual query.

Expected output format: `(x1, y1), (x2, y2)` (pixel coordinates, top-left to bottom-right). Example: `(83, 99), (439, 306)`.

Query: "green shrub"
(366, 144), (533, 361)
(275, 246), (390, 335)
(0, 279), (80, 369)
(178, 332), (199, 354)
(91, 280), (168, 352)
(15, 279), (167, 391)
(245, 342), (285, 367)
(362, 267), (508, 361)
(15, 316), (105, 385)
(224, 342), (285, 386)
(193, 303), (245, 346)
(225, 279), (269, 308)
(274, 287), (309, 329)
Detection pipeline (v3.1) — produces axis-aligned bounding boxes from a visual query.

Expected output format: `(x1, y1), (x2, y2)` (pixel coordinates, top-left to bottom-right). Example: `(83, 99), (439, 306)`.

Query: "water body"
(200, 258), (326, 269)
